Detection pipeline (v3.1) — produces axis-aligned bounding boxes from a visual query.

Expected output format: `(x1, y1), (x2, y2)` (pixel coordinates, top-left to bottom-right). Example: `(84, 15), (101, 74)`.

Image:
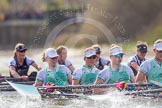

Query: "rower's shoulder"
(8, 58), (16, 66)
(37, 68), (46, 76)
(98, 67), (109, 74)
(100, 57), (110, 64)
(127, 55), (136, 62)
(59, 64), (69, 69)
(140, 59), (152, 66)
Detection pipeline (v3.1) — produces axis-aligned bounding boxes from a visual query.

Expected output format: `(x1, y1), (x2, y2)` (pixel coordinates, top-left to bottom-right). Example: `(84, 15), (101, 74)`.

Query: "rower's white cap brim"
(45, 48), (58, 58)
(84, 50), (96, 57)
(109, 47), (124, 55)
(154, 42), (162, 51)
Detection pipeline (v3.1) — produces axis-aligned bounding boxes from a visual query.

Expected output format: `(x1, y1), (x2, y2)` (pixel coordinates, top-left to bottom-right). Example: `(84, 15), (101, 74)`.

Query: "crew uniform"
(72, 49), (99, 85)
(93, 47), (110, 70)
(139, 41), (162, 83)
(58, 58), (73, 69)
(95, 57), (110, 70)
(36, 64), (71, 86)
(9, 45), (37, 79)
(127, 44), (147, 76)
(96, 46), (134, 84)
(97, 64), (134, 83)
(35, 48), (71, 86)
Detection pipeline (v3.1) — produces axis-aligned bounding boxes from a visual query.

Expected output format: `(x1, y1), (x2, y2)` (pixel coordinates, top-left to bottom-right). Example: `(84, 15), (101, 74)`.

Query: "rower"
(56, 45), (75, 73)
(34, 48), (72, 86)
(127, 41), (148, 76)
(136, 39), (162, 83)
(72, 47), (99, 85)
(94, 44), (135, 94)
(92, 44), (110, 70)
(9, 43), (41, 81)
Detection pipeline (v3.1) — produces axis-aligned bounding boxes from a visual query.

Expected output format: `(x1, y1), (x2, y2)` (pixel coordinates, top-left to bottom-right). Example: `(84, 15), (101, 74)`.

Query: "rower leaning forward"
(34, 48), (72, 87)
(94, 44), (135, 94)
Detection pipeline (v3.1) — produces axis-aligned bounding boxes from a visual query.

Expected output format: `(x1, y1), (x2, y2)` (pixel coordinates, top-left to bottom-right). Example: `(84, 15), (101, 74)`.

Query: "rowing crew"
(2, 39), (162, 94)
(35, 39), (161, 93)
(5, 42), (109, 81)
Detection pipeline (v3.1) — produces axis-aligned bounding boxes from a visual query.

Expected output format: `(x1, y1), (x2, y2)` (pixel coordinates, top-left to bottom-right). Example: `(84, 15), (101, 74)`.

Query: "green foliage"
(0, 0), (10, 11)
(136, 25), (162, 45)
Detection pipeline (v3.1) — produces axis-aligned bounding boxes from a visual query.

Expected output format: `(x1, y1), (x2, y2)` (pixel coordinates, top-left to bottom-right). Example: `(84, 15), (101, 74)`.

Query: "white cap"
(84, 49), (96, 57)
(109, 47), (124, 55)
(45, 48), (58, 58)
(154, 42), (162, 51)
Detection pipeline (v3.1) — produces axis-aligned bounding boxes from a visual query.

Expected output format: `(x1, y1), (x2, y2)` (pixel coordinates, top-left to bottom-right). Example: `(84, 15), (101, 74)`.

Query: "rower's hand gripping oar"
(115, 82), (139, 91)
(124, 80), (162, 96)
(115, 80), (160, 91)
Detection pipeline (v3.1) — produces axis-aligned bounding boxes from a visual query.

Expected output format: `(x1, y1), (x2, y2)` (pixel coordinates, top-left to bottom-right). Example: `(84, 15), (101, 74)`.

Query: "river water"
(0, 48), (158, 108)
(1, 89), (162, 108)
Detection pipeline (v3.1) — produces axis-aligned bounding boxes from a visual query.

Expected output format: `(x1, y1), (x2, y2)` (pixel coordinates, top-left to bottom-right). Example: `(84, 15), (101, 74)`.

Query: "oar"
(6, 81), (41, 98)
(0, 82), (150, 92)
(0, 76), (22, 82)
(125, 88), (162, 95)
(5, 81), (90, 99)
(0, 77), (35, 82)
(41, 92), (90, 99)
(0, 81), (34, 85)
(37, 83), (151, 90)
(137, 93), (162, 98)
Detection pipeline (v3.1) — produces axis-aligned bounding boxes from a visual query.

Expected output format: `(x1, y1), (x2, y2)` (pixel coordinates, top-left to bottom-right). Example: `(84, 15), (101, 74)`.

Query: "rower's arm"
(32, 62), (42, 71)
(135, 71), (147, 83)
(93, 79), (106, 94)
(72, 79), (80, 85)
(9, 66), (22, 78)
(68, 75), (72, 85)
(130, 62), (139, 73)
(9, 66), (28, 81)
(34, 81), (43, 86)
(68, 65), (75, 73)
(130, 77), (135, 83)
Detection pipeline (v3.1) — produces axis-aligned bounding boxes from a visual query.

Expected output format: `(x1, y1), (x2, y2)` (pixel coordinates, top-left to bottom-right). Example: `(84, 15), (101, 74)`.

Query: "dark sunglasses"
(114, 53), (123, 58)
(19, 50), (26, 53)
(157, 50), (162, 53)
(50, 57), (58, 59)
(96, 52), (101, 54)
(140, 51), (147, 53)
(87, 55), (96, 59)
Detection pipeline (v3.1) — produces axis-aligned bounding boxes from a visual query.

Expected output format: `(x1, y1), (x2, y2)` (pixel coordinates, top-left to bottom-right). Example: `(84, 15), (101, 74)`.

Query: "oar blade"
(7, 81), (40, 98)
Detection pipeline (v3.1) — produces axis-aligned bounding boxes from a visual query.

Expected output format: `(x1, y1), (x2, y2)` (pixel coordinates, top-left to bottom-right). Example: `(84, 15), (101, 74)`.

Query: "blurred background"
(0, 0), (162, 75)
(0, 0), (162, 50)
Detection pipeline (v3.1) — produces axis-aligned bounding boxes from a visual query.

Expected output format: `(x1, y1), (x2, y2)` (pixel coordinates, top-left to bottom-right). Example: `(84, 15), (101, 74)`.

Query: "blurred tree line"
(0, 0), (162, 47)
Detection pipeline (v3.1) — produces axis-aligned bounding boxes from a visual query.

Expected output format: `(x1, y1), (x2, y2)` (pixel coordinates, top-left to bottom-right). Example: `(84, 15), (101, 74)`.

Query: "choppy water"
(1, 90), (162, 108)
